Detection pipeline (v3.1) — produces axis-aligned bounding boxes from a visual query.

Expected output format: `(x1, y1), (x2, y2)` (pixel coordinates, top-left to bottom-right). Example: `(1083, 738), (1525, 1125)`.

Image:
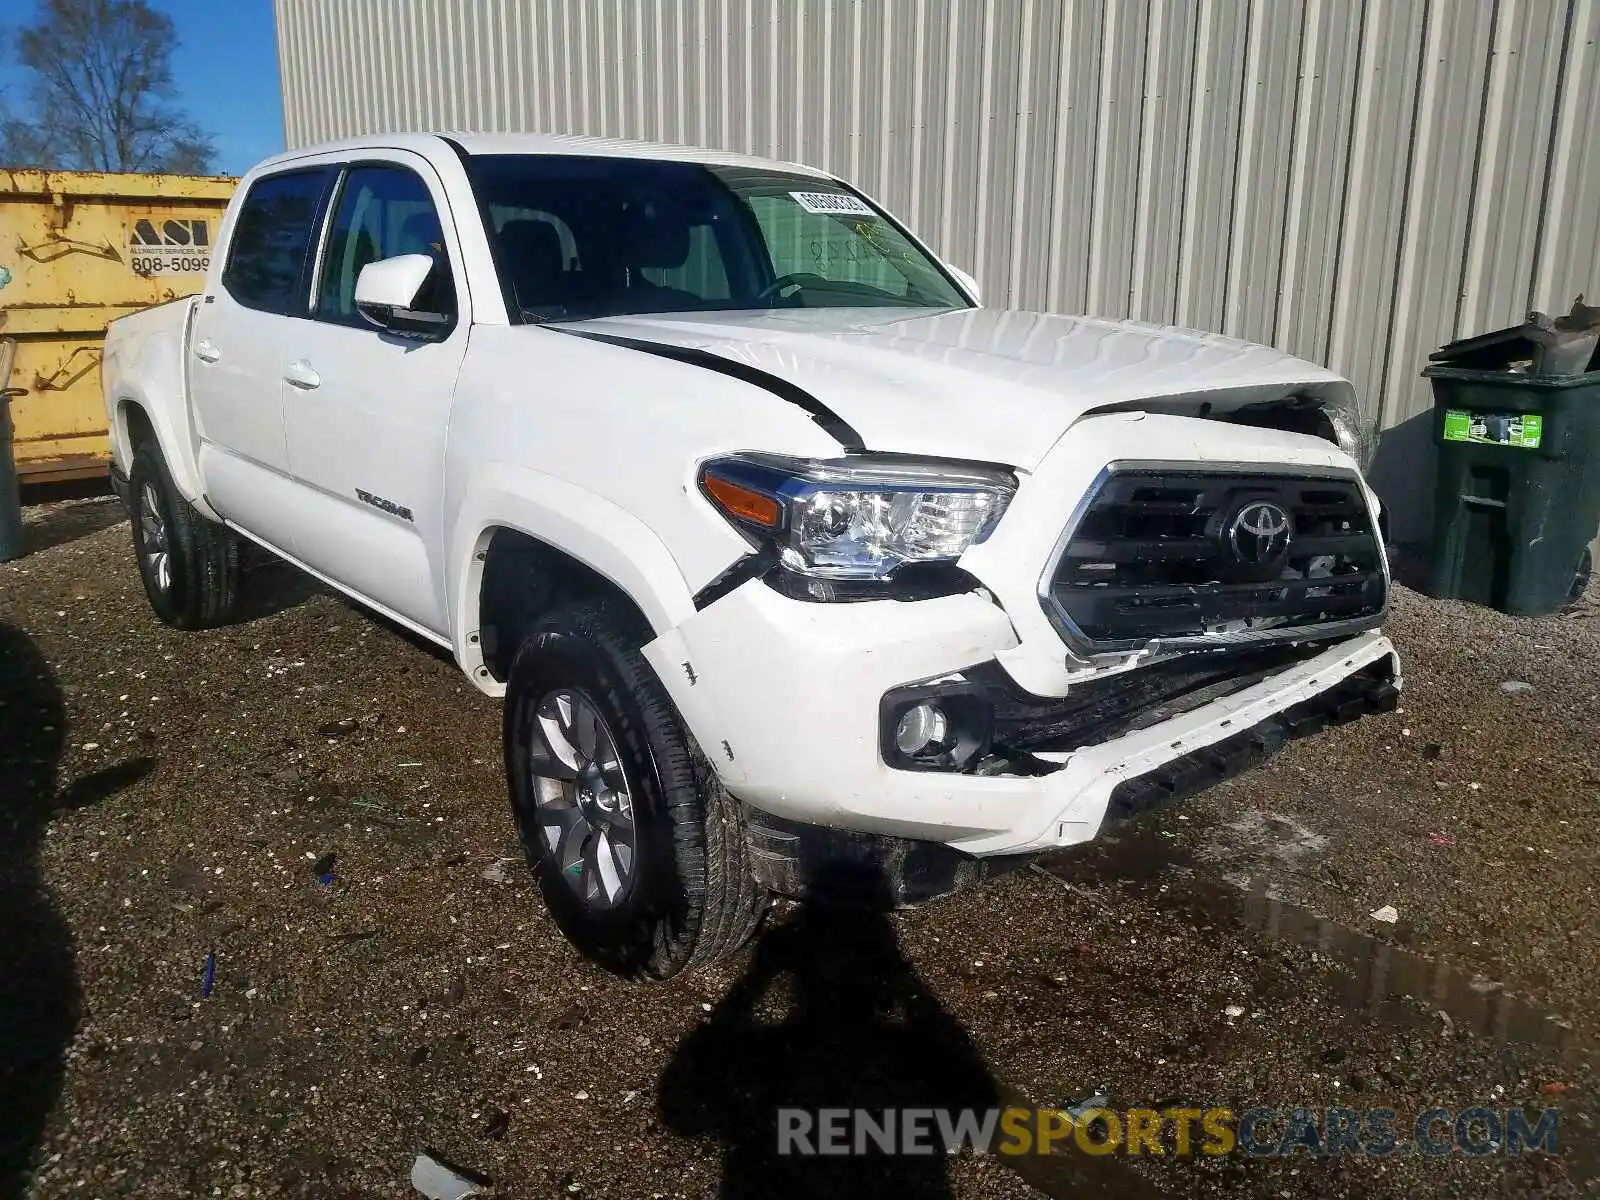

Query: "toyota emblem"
(1227, 501), (1293, 567)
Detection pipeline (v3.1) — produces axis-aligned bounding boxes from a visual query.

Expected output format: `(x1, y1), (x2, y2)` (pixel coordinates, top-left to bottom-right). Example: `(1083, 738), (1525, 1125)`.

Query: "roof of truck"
(255, 131), (832, 179)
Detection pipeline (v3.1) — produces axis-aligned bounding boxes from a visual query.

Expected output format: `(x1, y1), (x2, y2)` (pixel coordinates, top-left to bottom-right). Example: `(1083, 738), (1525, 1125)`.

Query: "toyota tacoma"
(101, 133), (1399, 979)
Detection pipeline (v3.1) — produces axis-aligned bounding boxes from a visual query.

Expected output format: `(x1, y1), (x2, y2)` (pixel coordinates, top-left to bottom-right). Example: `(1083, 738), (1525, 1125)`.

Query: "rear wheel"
(128, 437), (240, 629)
(504, 600), (768, 979)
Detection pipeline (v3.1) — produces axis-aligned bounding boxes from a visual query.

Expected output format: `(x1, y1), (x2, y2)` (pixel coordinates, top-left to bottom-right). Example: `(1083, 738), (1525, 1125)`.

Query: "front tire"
(128, 437), (240, 629)
(504, 601), (768, 980)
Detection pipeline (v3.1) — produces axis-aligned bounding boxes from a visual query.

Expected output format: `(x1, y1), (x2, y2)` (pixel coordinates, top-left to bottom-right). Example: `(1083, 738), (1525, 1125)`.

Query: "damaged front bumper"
(643, 580), (1401, 859)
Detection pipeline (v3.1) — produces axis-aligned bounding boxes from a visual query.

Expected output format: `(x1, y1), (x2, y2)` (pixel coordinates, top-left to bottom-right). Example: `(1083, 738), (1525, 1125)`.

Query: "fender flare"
(108, 299), (218, 520)
(446, 463), (699, 692)
(114, 387), (219, 520)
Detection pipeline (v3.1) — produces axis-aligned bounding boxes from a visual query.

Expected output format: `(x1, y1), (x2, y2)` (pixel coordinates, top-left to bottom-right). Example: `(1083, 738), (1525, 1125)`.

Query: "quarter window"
(315, 166), (457, 324)
(221, 169), (332, 314)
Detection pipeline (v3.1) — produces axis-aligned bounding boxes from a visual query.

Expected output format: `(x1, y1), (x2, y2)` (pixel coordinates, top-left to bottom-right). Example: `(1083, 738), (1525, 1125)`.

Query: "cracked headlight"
(699, 452), (1016, 598)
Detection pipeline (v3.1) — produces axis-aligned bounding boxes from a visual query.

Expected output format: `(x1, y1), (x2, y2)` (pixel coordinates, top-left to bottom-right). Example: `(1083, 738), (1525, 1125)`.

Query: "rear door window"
(221, 169), (333, 314)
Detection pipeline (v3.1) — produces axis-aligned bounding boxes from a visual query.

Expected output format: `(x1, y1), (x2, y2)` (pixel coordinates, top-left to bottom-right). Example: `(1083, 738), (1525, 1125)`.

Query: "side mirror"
(945, 263), (981, 305)
(354, 254), (450, 335)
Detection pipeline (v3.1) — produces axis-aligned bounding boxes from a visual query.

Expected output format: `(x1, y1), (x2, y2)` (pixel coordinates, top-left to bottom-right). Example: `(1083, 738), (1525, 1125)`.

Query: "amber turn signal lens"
(702, 472), (782, 527)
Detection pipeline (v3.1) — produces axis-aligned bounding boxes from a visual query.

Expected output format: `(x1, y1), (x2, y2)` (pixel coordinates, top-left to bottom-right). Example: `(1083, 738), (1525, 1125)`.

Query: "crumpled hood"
(561, 307), (1356, 469)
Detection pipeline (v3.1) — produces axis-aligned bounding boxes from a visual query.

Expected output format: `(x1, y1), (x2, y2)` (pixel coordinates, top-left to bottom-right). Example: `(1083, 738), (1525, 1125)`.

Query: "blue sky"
(0, 0), (284, 175)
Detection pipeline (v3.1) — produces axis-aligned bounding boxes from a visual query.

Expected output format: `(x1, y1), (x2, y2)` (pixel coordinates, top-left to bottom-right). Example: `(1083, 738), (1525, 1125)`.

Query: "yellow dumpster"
(0, 170), (236, 485)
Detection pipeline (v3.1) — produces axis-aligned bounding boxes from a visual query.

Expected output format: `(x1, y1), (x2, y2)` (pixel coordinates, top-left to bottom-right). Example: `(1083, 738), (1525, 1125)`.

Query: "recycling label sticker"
(1442, 408), (1543, 449)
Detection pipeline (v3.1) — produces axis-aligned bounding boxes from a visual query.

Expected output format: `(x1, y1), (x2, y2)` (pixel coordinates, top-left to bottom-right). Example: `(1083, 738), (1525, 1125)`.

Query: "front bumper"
(643, 580), (1400, 858)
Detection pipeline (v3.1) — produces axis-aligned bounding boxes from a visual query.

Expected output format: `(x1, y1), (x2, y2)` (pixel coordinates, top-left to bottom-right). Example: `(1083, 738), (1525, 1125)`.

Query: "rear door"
(190, 167), (334, 554)
(279, 155), (470, 637)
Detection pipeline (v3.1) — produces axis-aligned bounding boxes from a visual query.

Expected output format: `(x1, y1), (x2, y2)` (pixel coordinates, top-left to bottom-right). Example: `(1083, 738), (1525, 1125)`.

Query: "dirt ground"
(0, 495), (1595, 1199)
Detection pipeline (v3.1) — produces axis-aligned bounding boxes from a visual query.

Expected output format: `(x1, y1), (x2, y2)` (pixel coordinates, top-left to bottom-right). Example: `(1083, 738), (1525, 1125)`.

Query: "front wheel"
(127, 437), (240, 629)
(503, 601), (768, 980)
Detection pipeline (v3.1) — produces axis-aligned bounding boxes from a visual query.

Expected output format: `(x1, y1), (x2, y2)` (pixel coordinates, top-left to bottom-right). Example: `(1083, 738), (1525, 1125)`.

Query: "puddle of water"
(1041, 823), (1582, 1056)
(1231, 888), (1581, 1053)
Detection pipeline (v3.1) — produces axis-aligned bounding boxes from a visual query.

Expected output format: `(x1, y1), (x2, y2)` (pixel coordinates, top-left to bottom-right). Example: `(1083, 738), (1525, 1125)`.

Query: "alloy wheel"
(527, 688), (637, 909)
(138, 481), (172, 594)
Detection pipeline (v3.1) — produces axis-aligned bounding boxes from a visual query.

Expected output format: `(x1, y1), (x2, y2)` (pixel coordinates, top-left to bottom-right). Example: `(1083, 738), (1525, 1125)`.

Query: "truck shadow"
(230, 543), (328, 622)
(0, 623), (154, 1199)
(13, 495), (126, 556)
(231, 548), (457, 669)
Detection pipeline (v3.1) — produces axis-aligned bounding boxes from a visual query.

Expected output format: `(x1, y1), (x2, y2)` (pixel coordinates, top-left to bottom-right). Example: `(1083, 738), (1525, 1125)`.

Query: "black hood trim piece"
(553, 328), (867, 452)
(691, 545), (780, 611)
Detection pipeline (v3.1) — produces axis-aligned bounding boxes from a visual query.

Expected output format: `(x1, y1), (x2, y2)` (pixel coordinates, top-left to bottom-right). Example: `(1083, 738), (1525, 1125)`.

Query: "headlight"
(699, 452), (1016, 598)
(1320, 394), (1379, 471)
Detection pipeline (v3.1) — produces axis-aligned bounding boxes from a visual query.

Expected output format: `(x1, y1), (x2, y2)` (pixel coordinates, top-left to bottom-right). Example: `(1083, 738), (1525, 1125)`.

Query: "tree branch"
(2, 0), (215, 174)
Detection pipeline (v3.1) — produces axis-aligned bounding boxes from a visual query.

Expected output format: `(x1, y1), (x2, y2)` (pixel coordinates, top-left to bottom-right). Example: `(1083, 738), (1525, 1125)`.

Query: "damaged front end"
(1223, 390), (1379, 475)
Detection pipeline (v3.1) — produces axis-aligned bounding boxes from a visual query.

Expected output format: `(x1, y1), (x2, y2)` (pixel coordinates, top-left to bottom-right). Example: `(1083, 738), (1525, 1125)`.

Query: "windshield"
(467, 154), (969, 322)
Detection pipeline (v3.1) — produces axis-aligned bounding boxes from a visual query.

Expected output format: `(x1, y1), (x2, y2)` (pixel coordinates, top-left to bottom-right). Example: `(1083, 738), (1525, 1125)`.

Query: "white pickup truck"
(102, 132), (1399, 979)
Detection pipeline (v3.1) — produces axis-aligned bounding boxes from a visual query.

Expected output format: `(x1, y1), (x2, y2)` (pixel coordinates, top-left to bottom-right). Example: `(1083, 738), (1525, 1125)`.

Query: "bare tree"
(0, 0), (215, 173)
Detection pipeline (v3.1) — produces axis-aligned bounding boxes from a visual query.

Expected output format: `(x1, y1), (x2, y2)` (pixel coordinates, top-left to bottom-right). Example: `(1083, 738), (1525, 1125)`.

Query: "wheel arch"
(113, 390), (215, 518)
(448, 468), (701, 695)
(116, 397), (157, 458)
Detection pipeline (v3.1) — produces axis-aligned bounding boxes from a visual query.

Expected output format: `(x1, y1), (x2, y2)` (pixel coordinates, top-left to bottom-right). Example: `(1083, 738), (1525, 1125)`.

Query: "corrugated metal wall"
(276, 0), (1600, 537)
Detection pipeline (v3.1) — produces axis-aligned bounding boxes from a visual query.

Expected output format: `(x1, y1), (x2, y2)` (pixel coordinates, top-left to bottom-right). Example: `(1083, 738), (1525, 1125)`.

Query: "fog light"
(880, 684), (993, 772)
(894, 702), (949, 756)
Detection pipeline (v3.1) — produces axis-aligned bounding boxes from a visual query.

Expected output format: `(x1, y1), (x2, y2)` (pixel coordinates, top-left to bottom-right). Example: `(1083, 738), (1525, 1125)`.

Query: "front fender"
(446, 462), (701, 692)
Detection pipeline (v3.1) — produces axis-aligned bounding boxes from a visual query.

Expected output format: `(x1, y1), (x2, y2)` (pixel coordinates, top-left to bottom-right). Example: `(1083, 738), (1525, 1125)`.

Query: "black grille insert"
(1047, 470), (1386, 649)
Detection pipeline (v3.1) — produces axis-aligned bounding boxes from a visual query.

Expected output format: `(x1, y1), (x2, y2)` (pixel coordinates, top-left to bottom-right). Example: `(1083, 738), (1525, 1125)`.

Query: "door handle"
(194, 339), (221, 363)
(284, 360), (321, 390)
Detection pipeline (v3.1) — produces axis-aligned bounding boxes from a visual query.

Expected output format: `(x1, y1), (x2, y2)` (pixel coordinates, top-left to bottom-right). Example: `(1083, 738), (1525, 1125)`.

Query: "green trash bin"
(1422, 365), (1600, 615)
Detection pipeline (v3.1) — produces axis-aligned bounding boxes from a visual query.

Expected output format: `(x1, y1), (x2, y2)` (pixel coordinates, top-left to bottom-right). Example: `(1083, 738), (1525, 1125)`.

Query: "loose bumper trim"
(1104, 655), (1400, 823)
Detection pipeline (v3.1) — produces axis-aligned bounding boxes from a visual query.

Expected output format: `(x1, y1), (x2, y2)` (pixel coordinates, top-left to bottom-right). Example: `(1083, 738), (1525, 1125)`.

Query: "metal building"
(274, 0), (1600, 539)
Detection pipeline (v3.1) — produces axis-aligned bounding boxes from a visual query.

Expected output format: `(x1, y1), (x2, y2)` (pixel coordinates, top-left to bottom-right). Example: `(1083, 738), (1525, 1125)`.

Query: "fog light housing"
(880, 684), (992, 772)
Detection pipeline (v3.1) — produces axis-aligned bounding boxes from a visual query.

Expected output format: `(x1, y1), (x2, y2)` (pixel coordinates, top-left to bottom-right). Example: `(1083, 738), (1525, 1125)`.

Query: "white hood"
(564, 307), (1357, 469)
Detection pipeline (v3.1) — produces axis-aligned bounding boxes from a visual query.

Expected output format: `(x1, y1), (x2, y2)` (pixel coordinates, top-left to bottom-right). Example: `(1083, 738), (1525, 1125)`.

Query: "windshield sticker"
(789, 191), (875, 217)
(1442, 409), (1543, 449)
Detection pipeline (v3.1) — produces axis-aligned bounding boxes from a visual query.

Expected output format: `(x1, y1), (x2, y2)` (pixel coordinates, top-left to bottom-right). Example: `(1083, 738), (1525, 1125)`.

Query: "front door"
(280, 156), (470, 637)
(190, 166), (334, 555)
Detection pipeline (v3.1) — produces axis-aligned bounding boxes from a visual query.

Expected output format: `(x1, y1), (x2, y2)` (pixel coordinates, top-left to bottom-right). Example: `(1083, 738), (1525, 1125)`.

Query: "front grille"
(1044, 468), (1386, 651)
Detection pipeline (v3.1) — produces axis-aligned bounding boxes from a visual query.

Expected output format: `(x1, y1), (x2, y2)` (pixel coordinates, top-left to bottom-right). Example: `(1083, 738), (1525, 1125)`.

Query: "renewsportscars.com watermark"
(777, 1105), (1561, 1158)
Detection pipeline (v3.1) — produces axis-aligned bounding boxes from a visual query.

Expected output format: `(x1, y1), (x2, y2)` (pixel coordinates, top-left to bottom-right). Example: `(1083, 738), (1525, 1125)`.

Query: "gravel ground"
(0, 496), (1595, 1199)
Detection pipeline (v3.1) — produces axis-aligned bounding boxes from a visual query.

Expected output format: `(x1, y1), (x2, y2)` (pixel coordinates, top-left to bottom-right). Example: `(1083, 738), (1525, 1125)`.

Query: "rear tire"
(504, 600), (768, 980)
(128, 437), (240, 629)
